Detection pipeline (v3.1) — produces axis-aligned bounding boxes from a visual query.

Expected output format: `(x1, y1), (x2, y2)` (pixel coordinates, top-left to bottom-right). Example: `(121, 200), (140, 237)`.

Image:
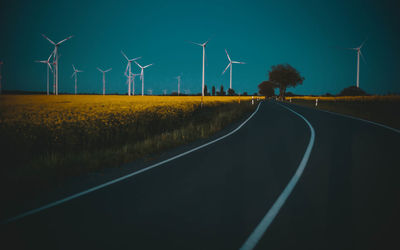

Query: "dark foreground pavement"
(1, 101), (399, 250)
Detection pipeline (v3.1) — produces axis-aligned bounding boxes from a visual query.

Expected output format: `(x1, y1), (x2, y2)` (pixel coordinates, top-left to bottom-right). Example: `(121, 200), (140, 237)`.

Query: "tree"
(218, 85), (225, 96)
(269, 64), (304, 100)
(212, 86), (216, 96)
(339, 86), (367, 96)
(204, 85), (209, 96)
(227, 88), (236, 96)
(258, 81), (275, 97)
(242, 92), (248, 96)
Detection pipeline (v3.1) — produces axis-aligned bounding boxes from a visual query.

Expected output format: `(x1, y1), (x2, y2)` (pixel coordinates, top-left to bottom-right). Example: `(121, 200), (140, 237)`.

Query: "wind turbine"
(42, 34), (73, 95)
(134, 61), (153, 96)
(0, 61), (3, 94)
(222, 49), (245, 90)
(97, 67), (112, 95)
(175, 75), (181, 96)
(71, 64), (83, 95)
(35, 52), (54, 95)
(191, 40), (208, 99)
(346, 39), (367, 88)
(125, 72), (141, 96)
(121, 50), (141, 96)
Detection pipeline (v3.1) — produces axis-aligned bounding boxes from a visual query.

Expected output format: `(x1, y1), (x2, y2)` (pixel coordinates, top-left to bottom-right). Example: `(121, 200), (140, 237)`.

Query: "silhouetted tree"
(218, 85), (226, 96)
(204, 85), (209, 96)
(258, 81), (275, 97)
(212, 86), (216, 96)
(339, 86), (367, 96)
(242, 92), (248, 96)
(269, 64), (304, 100)
(227, 88), (236, 96)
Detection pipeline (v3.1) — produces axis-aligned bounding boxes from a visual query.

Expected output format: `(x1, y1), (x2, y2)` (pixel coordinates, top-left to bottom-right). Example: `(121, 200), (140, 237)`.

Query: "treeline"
(169, 85), (257, 97)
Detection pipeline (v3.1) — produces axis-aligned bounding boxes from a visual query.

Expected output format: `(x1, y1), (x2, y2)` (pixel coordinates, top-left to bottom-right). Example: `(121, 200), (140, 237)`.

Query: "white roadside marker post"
(315, 98), (318, 107)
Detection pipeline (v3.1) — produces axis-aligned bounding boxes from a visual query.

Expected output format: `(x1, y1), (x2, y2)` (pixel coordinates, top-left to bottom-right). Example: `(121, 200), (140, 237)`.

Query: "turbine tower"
(134, 61), (153, 96)
(97, 67), (112, 95)
(131, 73), (141, 96)
(125, 72), (141, 96)
(42, 34), (73, 95)
(71, 64), (83, 95)
(222, 49), (245, 90)
(121, 50), (141, 96)
(176, 75), (181, 96)
(191, 40), (208, 99)
(35, 52), (54, 95)
(347, 39), (367, 88)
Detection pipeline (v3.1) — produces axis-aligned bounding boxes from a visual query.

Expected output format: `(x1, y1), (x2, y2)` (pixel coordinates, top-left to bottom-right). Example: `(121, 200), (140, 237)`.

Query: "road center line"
(3, 102), (263, 225)
(240, 101), (315, 250)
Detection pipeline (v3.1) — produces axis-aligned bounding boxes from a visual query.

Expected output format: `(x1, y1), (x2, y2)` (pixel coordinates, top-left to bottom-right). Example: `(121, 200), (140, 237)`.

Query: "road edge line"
(240, 101), (315, 250)
(2, 101), (263, 225)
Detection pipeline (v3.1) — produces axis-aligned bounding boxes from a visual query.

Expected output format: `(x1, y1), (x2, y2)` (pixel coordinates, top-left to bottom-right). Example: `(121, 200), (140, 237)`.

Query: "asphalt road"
(1, 101), (399, 250)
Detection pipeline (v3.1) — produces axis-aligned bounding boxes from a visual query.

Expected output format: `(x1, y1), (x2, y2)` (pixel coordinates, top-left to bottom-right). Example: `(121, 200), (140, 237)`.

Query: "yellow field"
(0, 95), (260, 202)
(0, 94), (260, 154)
(288, 95), (400, 102)
(0, 95), (258, 127)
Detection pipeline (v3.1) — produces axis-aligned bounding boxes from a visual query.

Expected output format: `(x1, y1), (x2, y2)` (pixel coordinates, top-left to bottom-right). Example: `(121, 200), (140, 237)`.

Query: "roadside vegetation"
(256, 64), (399, 130)
(0, 95), (260, 202)
(287, 95), (400, 129)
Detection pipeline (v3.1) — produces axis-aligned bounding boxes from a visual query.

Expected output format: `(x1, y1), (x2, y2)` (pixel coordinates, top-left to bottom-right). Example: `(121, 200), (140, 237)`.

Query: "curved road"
(1, 101), (399, 250)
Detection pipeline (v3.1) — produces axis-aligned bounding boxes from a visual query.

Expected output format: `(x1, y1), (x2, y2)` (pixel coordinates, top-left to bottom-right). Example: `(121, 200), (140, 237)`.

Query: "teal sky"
(1, 0), (399, 95)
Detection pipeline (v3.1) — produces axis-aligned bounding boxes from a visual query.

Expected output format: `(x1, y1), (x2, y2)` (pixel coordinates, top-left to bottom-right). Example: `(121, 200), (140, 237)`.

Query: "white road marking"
(240, 101), (315, 250)
(3, 102), (263, 224)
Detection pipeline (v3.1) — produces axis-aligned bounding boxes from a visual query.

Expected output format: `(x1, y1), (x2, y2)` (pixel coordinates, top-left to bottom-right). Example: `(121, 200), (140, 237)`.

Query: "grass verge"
(289, 96), (400, 130)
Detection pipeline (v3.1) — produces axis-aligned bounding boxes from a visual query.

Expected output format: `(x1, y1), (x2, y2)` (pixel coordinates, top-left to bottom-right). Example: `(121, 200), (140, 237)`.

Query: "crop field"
(0, 95), (260, 204)
(287, 95), (400, 129)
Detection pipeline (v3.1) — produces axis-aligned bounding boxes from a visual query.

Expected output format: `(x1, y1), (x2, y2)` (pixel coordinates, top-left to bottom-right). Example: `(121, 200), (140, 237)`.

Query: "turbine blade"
(105, 68), (112, 72)
(360, 38), (368, 49)
(97, 67), (103, 72)
(360, 51), (367, 64)
(47, 51), (53, 61)
(47, 63), (53, 72)
(72, 64), (76, 71)
(134, 60), (143, 68)
(225, 49), (231, 62)
(190, 41), (203, 46)
(232, 61), (245, 64)
(121, 50), (129, 61)
(222, 63), (231, 75)
(124, 63), (129, 76)
(42, 34), (55, 45)
(56, 35), (74, 45)
(130, 56), (142, 61)
(203, 40), (209, 47)
(143, 64), (153, 69)
(343, 47), (357, 50)
(71, 72), (76, 78)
